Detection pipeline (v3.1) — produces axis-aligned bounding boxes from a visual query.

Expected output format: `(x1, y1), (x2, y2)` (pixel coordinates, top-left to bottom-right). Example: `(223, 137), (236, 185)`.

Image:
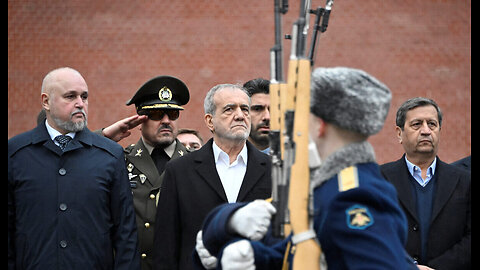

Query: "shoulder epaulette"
(338, 166), (359, 192)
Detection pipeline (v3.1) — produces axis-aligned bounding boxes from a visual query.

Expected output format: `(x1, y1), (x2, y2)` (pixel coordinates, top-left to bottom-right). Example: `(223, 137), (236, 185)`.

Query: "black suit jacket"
(380, 156), (470, 269)
(152, 139), (272, 270)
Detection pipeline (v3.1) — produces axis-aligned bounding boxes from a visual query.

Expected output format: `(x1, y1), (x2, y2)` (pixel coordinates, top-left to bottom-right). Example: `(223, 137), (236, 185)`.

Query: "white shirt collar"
(212, 140), (248, 166)
(141, 137), (176, 158)
(45, 119), (76, 141)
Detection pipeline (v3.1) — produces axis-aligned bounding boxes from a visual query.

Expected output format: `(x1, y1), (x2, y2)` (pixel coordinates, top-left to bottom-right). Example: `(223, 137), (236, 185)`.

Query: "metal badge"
(159, 86), (172, 102)
(139, 174), (147, 184)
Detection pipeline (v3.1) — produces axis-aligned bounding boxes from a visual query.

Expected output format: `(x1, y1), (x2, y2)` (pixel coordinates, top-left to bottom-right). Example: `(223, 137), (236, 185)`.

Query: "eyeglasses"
(140, 110), (180, 121)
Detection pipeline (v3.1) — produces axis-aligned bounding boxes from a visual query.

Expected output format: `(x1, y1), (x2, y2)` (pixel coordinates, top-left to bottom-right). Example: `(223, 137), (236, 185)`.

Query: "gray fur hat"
(310, 67), (391, 136)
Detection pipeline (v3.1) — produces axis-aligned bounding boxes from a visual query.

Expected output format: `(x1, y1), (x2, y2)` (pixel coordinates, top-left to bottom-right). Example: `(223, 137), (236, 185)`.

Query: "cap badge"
(159, 86), (172, 102)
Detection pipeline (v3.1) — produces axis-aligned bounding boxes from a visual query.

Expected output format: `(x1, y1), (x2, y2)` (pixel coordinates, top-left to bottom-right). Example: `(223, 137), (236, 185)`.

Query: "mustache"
(70, 109), (86, 118)
(257, 122), (270, 129)
(157, 124), (172, 131)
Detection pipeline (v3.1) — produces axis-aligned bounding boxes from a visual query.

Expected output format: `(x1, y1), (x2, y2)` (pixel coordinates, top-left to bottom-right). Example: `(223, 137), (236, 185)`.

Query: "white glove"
(229, 199), (276, 241)
(221, 240), (255, 270)
(195, 230), (217, 269)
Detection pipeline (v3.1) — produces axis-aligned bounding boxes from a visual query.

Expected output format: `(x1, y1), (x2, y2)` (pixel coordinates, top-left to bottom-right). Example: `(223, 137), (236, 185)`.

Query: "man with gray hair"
(193, 67), (419, 270)
(8, 67), (140, 269)
(152, 84), (272, 270)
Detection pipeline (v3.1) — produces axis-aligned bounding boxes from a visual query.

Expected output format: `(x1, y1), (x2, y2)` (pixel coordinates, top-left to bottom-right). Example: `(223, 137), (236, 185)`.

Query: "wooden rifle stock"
(270, 0), (333, 269)
(287, 57), (322, 270)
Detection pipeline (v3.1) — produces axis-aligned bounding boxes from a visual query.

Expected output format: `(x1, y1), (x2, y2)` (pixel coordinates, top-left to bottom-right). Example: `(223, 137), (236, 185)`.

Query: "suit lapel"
(430, 159), (460, 223)
(195, 139), (228, 202)
(388, 158), (418, 222)
(236, 142), (267, 202)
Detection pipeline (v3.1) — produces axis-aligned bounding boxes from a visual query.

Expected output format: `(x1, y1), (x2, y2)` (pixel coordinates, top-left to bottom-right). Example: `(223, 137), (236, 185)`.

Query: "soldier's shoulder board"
(338, 166), (359, 192)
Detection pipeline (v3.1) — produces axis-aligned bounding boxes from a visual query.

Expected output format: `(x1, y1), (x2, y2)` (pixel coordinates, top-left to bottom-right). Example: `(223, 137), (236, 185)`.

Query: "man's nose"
(419, 121), (432, 134)
(233, 108), (246, 120)
(263, 108), (270, 121)
(75, 96), (85, 108)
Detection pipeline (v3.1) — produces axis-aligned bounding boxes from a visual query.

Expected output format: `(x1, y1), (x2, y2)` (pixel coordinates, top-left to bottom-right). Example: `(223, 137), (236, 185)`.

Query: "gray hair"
(395, 97), (442, 130)
(203, 83), (250, 115)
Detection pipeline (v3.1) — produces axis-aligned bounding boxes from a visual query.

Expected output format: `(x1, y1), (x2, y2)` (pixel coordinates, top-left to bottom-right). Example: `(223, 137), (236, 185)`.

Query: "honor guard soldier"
(125, 75), (190, 270)
(194, 67), (419, 270)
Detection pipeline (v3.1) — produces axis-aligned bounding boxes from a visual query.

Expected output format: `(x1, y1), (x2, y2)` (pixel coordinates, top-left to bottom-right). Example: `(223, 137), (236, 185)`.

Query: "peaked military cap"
(126, 75), (190, 111)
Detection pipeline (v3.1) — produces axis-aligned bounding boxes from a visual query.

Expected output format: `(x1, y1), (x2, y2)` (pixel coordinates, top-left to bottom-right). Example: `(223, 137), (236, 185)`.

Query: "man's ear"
(41, 93), (50, 111)
(317, 118), (327, 137)
(204, 114), (214, 133)
(395, 126), (403, 144)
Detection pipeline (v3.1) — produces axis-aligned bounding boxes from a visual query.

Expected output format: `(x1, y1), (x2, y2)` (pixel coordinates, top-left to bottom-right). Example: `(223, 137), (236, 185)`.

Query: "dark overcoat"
(8, 122), (140, 270)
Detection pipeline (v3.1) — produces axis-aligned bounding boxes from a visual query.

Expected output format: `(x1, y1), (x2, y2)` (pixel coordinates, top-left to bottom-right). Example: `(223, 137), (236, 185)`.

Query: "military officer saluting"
(123, 75), (190, 270)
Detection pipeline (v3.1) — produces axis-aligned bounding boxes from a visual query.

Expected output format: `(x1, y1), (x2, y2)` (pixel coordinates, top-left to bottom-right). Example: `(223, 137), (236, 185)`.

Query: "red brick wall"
(8, 0), (470, 164)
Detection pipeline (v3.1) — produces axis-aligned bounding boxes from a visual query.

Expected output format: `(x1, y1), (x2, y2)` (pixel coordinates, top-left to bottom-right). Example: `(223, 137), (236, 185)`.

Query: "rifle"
(269, 0), (289, 238)
(269, 0), (334, 269)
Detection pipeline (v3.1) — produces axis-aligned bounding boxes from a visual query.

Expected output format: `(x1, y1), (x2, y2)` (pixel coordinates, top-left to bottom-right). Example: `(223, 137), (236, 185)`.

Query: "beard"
(249, 122), (270, 148)
(51, 109), (87, 133)
(150, 124), (176, 148)
(219, 125), (250, 142)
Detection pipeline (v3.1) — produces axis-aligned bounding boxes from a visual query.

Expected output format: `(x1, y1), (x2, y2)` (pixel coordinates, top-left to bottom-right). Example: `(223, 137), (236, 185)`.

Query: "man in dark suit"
(381, 97), (470, 269)
(152, 83), (272, 270)
(8, 67), (140, 270)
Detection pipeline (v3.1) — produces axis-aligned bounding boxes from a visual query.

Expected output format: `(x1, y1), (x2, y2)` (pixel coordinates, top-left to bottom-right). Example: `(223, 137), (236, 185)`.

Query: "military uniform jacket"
(8, 122), (140, 270)
(153, 138), (272, 270)
(124, 138), (188, 270)
(195, 142), (417, 270)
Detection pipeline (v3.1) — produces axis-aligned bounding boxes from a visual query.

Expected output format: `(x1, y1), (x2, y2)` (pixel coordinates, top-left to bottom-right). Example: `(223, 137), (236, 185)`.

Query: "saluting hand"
(102, 114), (148, 142)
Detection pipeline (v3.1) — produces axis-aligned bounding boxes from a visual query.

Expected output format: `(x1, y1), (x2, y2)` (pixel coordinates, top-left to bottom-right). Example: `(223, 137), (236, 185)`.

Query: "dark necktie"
(54, 135), (72, 151)
(151, 148), (170, 175)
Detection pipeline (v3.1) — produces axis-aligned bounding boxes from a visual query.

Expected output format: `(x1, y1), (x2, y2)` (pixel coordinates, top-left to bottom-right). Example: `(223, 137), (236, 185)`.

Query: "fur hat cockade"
(310, 67), (391, 136)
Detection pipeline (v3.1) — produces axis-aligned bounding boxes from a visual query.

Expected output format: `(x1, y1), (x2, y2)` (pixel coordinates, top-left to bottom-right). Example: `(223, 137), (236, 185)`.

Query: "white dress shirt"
(212, 141), (248, 203)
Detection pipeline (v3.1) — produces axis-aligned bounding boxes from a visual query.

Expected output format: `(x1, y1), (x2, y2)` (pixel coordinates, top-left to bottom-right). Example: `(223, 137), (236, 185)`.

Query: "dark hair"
(178, 128), (204, 144)
(396, 97), (442, 130)
(243, 78), (269, 96)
